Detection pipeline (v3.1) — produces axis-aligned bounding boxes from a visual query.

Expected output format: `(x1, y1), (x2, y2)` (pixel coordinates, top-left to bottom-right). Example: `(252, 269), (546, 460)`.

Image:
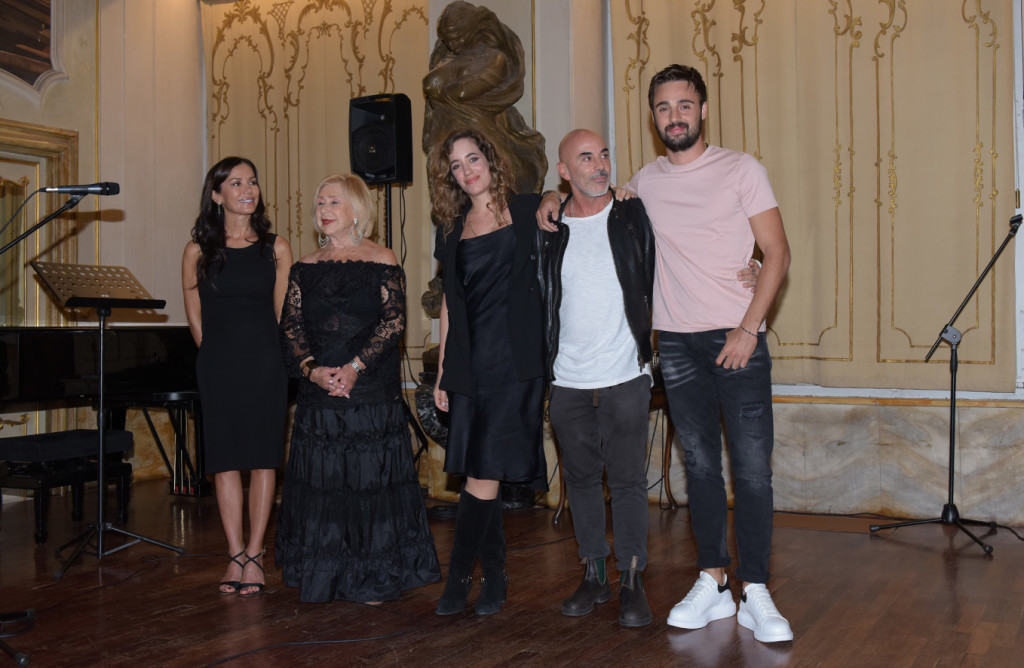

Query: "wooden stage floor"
(1, 479), (1022, 667)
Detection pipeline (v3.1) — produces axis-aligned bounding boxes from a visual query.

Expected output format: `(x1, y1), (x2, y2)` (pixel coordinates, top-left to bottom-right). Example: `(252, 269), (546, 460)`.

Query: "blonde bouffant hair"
(312, 173), (376, 240)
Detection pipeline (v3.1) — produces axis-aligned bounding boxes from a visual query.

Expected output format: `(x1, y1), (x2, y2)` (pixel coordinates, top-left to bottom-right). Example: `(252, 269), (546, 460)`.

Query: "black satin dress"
(275, 260), (440, 603)
(444, 225), (546, 488)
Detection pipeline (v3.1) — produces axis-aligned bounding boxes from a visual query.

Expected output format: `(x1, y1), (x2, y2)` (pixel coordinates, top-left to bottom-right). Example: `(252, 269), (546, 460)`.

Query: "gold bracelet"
(301, 358), (319, 378)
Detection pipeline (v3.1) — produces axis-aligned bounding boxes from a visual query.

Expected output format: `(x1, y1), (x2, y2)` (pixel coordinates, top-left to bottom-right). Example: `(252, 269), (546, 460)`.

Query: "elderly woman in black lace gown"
(275, 173), (440, 603)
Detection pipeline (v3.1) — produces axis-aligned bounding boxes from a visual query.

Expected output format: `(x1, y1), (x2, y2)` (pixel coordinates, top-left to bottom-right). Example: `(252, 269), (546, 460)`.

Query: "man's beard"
(658, 119), (702, 152)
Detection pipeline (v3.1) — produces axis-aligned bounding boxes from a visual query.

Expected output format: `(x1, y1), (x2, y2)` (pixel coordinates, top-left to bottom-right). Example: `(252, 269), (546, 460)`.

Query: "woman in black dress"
(275, 173), (440, 603)
(182, 157), (292, 596)
(428, 129), (547, 616)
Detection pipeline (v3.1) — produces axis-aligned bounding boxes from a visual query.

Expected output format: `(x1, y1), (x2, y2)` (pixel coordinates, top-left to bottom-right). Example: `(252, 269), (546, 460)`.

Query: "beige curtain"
(612, 0), (1016, 392)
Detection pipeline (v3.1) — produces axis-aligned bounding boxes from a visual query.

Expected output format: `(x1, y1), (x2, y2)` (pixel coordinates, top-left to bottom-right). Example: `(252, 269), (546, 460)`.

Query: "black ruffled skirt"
(275, 395), (440, 603)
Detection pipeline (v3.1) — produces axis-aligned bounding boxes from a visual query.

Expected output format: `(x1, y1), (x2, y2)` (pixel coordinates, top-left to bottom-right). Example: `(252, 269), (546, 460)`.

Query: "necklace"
(466, 207), (506, 237)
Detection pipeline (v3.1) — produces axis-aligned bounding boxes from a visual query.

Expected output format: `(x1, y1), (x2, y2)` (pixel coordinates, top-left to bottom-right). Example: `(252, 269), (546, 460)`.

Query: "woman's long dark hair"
(190, 156), (273, 284)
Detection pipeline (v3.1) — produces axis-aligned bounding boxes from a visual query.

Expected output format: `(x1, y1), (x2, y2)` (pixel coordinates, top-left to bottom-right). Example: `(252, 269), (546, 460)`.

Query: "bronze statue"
(422, 1), (547, 200)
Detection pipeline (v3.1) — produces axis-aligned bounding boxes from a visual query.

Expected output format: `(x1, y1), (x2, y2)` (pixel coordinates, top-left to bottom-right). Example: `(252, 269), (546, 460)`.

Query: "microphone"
(43, 182), (120, 196)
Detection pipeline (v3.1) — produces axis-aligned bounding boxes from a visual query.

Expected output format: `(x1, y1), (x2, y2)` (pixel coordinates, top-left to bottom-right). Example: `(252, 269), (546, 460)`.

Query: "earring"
(318, 232), (329, 248)
(350, 219), (363, 245)
(217, 203), (222, 217)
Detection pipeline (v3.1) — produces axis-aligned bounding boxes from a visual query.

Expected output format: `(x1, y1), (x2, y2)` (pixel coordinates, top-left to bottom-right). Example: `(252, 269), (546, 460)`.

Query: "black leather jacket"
(536, 193), (655, 381)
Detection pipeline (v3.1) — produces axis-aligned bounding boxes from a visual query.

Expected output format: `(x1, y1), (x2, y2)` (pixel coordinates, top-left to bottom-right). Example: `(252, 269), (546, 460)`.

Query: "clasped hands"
(310, 365), (358, 398)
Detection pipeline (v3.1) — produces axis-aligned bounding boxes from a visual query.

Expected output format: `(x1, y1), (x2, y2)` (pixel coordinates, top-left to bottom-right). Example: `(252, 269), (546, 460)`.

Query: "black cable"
(0, 610), (34, 639)
(646, 405), (680, 510)
(202, 628), (416, 667)
(0, 188), (40, 238)
(388, 183), (430, 473)
(31, 556), (165, 615)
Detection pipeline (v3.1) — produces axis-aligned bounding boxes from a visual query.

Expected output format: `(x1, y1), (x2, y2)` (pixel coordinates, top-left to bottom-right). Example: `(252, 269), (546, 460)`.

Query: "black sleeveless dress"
(444, 225), (547, 488)
(196, 236), (287, 474)
(275, 260), (440, 603)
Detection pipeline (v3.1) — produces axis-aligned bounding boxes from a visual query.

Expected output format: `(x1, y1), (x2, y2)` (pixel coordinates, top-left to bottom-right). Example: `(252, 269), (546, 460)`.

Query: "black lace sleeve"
(354, 264), (406, 371)
(279, 264), (310, 378)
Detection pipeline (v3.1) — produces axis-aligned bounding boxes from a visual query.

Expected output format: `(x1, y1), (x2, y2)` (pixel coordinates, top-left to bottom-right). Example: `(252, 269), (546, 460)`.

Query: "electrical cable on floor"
(203, 628), (417, 667)
(0, 610), (34, 640)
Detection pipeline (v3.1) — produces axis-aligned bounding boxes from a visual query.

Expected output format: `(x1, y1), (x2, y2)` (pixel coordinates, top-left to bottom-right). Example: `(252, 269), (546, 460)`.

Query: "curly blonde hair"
(427, 129), (513, 239)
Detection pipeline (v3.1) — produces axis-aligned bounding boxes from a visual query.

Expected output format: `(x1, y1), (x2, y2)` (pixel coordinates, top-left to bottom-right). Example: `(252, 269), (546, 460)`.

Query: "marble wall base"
(657, 401), (1024, 526)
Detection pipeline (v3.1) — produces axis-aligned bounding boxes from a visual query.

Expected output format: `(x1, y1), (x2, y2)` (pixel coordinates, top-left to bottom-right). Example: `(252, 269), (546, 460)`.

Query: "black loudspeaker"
(349, 93), (413, 185)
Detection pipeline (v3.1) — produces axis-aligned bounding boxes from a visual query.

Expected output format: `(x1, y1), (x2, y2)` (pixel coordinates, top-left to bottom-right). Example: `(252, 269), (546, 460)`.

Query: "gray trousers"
(548, 374), (651, 571)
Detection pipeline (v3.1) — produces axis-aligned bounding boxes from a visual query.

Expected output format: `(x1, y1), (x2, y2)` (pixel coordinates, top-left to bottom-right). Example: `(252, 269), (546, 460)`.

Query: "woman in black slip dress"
(274, 173), (440, 604)
(428, 129), (547, 616)
(182, 157), (292, 596)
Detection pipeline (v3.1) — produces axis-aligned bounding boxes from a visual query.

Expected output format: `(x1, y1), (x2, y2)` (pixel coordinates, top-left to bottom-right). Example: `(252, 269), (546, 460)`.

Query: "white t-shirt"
(552, 200), (650, 389)
(626, 145), (778, 333)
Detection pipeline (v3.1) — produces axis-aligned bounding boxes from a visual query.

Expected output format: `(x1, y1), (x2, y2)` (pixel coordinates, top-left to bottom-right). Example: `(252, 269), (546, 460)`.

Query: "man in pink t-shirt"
(632, 64), (793, 644)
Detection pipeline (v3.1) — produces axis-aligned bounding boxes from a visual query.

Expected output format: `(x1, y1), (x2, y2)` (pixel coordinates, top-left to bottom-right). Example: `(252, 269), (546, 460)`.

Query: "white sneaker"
(737, 583), (793, 643)
(666, 572), (736, 629)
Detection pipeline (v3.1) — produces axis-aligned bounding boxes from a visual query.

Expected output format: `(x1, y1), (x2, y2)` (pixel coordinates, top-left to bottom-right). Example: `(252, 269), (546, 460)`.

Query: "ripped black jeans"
(658, 329), (775, 585)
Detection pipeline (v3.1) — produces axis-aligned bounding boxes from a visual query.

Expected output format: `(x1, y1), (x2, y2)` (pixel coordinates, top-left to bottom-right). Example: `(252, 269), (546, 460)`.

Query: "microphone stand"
(869, 213), (1022, 553)
(0, 193), (84, 256)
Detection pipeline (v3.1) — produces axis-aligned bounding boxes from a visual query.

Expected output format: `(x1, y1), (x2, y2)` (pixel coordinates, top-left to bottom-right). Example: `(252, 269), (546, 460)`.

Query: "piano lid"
(0, 326), (197, 407)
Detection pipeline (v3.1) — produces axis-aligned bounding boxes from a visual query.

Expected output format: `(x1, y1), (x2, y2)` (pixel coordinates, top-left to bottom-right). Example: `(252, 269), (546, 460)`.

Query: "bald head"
(557, 129), (612, 203)
(558, 129), (604, 164)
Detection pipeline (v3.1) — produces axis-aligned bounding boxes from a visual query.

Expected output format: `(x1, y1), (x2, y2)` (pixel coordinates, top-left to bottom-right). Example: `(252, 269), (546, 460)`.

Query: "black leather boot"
(435, 491), (490, 615)
(474, 496), (508, 615)
(561, 557), (612, 616)
(618, 556), (652, 627)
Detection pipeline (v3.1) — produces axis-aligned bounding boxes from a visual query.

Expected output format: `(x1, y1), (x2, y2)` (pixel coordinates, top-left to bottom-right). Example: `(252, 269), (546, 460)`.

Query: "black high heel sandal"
(239, 547), (266, 597)
(220, 550), (246, 594)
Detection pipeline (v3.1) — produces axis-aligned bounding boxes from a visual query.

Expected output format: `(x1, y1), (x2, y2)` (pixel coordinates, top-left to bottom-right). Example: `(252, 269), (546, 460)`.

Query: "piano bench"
(0, 430), (134, 545)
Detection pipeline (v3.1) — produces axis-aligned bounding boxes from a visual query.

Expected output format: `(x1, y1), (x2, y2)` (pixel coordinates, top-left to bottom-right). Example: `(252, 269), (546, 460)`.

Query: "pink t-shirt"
(626, 145), (778, 333)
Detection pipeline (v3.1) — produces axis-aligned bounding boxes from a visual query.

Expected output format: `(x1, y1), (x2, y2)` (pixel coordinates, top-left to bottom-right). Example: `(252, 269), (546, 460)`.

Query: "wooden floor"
(1, 480), (1022, 667)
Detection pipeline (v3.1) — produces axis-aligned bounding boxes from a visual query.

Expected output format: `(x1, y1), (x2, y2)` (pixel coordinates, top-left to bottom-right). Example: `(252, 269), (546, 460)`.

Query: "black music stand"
(31, 261), (186, 578)
(869, 214), (1022, 554)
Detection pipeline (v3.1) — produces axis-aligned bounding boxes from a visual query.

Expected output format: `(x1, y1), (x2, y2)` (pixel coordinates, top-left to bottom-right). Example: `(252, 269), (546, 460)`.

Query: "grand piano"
(0, 326), (208, 496)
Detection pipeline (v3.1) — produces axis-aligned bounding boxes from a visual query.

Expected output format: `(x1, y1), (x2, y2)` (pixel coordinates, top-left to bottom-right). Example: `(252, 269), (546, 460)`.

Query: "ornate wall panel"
(611, 0), (1016, 391)
(201, 0), (433, 358)
(0, 118), (79, 328)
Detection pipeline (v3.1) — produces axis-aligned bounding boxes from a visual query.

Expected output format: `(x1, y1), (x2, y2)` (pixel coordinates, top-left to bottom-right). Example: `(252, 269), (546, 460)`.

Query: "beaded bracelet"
(739, 325), (758, 338)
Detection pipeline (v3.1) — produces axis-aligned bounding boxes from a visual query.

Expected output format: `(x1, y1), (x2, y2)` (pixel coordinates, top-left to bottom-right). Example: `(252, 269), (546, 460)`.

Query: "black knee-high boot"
(436, 491), (491, 615)
(475, 496), (508, 615)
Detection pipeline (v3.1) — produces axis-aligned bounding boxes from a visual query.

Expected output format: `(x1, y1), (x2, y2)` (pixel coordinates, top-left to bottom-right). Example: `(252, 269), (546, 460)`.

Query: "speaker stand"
(381, 183), (429, 462)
